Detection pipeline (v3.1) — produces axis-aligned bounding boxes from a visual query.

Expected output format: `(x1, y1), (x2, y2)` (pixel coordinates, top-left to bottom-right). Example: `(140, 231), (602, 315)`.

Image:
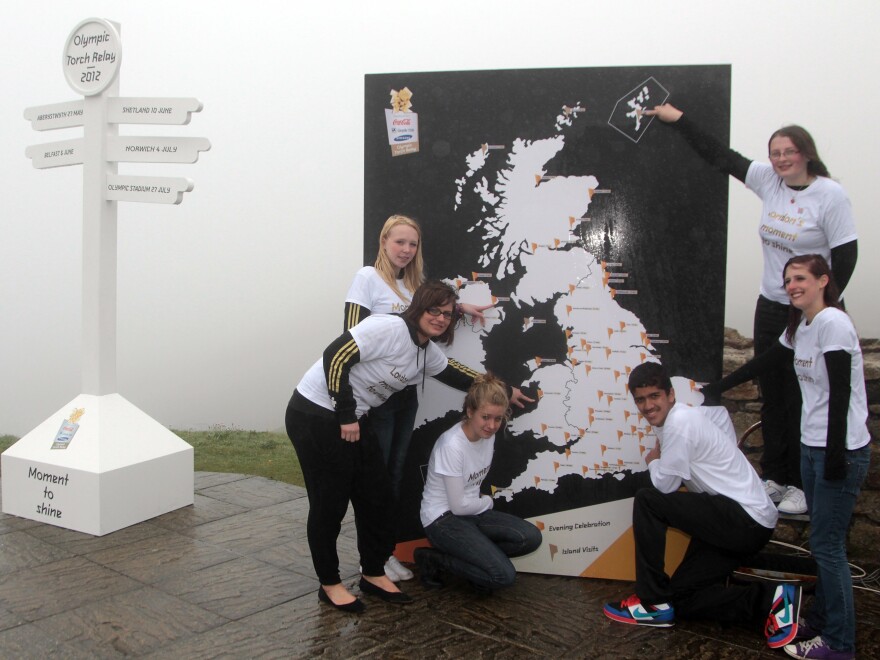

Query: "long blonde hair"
(373, 215), (425, 300)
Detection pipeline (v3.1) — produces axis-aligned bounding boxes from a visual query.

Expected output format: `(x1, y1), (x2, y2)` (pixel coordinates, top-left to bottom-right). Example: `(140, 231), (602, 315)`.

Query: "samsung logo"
(394, 134), (412, 142)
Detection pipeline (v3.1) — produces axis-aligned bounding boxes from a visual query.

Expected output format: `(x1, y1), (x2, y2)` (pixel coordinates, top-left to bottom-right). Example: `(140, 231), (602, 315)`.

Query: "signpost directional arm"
(107, 136), (211, 163)
(108, 98), (203, 125)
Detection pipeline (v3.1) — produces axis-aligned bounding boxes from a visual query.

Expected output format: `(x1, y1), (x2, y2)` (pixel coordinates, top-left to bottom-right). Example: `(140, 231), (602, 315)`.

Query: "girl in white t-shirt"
(704, 255), (868, 659)
(415, 374), (542, 593)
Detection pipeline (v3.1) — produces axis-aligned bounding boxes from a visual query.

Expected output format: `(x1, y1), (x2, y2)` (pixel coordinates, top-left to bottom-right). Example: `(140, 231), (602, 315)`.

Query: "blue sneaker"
(766, 583), (801, 648)
(604, 594), (675, 627)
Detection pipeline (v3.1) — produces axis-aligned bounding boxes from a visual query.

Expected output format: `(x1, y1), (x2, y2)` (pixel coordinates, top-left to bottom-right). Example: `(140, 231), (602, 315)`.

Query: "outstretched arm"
(700, 341), (792, 403)
(645, 103), (751, 182)
(458, 302), (495, 326)
(433, 361), (535, 409)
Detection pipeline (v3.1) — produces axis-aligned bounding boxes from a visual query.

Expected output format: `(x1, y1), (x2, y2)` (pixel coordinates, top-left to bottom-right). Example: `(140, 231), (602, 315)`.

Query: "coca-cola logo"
(392, 118), (411, 126)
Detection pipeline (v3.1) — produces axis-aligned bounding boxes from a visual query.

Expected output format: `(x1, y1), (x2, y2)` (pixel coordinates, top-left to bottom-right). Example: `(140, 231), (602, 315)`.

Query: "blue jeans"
(369, 386), (418, 499)
(424, 509), (542, 590)
(801, 444), (870, 652)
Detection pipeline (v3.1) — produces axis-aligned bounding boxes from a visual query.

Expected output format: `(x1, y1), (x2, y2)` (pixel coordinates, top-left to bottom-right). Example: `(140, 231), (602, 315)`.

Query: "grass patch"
(0, 428), (304, 488)
(0, 436), (17, 453)
(174, 426), (303, 487)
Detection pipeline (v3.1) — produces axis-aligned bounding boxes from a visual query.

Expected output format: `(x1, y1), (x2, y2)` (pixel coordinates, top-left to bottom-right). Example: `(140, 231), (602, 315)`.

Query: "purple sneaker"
(784, 636), (855, 660)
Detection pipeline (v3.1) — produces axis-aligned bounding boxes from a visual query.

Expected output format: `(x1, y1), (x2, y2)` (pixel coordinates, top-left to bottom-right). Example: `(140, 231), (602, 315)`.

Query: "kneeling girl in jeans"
(415, 374), (542, 592)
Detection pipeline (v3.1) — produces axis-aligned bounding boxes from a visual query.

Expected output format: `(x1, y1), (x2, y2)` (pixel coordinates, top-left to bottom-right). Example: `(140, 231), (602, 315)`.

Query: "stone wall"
(719, 328), (880, 571)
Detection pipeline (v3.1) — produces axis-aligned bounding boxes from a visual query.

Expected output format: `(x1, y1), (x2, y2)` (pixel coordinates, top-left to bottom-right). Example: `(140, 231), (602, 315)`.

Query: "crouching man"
(603, 362), (800, 649)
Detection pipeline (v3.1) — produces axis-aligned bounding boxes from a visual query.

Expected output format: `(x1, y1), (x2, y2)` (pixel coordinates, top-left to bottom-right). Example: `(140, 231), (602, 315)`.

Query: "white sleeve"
(442, 475), (493, 516)
(820, 185), (858, 249)
(344, 267), (374, 310)
(647, 461), (683, 494)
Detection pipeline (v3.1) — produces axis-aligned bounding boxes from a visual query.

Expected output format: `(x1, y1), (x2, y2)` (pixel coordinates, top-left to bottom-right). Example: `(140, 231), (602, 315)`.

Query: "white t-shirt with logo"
(779, 307), (870, 450)
(651, 404), (778, 529)
(746, 162), (857, 304)
(296, 314), (448, 418)
(345, 266), (411, 315)
(420, 423), (495, 527)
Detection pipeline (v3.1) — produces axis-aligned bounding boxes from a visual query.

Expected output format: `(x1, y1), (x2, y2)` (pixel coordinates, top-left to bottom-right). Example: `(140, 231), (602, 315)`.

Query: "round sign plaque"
(63, 18), (121, 96)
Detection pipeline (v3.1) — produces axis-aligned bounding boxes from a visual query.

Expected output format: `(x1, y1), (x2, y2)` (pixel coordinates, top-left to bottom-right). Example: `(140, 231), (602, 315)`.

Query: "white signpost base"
(1, 393), (193, 536)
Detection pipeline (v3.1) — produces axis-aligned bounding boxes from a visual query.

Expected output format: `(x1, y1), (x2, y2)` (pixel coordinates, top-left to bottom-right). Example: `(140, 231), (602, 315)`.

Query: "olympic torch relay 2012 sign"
(63, 18), (121, 96)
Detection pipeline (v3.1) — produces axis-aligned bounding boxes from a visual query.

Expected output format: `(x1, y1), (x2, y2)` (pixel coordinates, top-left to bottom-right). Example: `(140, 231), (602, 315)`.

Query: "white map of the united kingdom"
(417, 102), (700, 500)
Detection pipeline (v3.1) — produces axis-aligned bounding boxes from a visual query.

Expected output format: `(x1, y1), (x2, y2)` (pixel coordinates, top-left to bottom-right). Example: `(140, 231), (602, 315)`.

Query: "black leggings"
(285, 394), (394, 585)
(753, 295), (802, 487)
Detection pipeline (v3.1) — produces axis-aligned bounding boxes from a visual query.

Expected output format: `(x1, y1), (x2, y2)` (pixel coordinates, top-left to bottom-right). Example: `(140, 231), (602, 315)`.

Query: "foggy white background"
(2, 0), (877, 437)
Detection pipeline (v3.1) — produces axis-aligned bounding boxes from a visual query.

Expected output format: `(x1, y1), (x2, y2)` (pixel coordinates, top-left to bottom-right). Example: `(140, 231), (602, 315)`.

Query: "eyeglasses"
(425, 307), (454, 320)
(769, 148), (800, 160)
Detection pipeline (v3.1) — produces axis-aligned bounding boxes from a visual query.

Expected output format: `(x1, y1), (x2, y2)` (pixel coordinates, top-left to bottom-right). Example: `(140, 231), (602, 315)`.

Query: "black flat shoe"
(318, 587), (365, 613)
(358, 577), (414, 604)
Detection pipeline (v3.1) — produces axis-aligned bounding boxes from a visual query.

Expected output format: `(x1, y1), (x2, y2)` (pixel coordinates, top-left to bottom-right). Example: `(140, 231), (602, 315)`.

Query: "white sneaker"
(763, 479), (787, 504)
(386, 555), (413, 581)
(778, 486), (807, 515)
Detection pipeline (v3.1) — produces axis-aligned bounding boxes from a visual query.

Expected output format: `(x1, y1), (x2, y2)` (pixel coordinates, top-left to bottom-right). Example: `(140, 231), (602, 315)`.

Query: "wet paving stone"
(34, 586), (227, 658)
(155, 556), (318, 620)
(0, 472), (877, 658)
(0, 556), (140, 622)
(0, 530), (75, 575)
(84, 530), (238, 584)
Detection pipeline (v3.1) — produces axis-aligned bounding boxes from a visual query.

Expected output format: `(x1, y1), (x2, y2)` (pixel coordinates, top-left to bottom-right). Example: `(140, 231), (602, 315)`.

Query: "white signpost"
(2, 18), (211, 536)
